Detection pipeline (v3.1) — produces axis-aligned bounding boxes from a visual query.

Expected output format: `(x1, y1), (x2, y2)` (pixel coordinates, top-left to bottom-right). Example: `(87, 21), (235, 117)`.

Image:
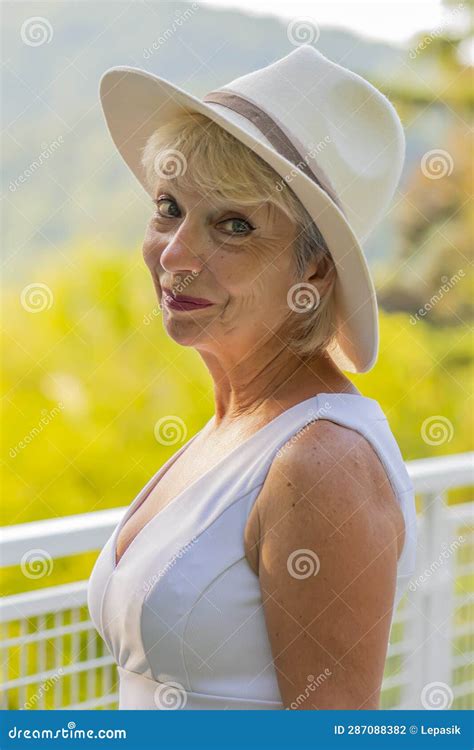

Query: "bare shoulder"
(266, 417), (397, 504)
(246, 419), (405, 572)
(245, 418), (406, 709)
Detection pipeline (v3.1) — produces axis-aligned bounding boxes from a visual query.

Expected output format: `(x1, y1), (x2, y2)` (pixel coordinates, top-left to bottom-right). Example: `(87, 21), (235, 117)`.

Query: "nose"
(159, 219), (206, 276)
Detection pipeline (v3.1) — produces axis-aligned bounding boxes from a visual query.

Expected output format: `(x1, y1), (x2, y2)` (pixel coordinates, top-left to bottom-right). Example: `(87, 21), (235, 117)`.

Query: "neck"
(197, 341), (355, 426)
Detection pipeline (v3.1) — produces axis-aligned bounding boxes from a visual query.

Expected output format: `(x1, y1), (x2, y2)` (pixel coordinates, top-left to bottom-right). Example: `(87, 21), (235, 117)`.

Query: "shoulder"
(257, 417), (403, 541)
(245, 417), (405, 576)
(248, 418), (406, 708)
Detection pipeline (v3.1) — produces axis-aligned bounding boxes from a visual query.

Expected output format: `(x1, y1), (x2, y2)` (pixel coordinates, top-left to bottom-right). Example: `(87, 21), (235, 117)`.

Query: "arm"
(254, 419), (405, 709)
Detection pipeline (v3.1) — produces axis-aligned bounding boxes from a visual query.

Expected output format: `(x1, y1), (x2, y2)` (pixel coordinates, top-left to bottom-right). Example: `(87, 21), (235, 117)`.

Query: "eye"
(217, 217), (255, 236)
(152, 197), (180, 218)
(151, 198), (255, 236)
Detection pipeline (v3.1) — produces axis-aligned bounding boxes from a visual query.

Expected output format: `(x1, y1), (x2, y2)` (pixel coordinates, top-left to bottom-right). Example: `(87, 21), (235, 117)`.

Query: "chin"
(164, 321), (209, 348)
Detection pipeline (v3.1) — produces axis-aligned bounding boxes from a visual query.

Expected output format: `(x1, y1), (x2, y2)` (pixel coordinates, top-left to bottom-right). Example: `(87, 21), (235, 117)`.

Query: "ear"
(304, 256), (336, 295)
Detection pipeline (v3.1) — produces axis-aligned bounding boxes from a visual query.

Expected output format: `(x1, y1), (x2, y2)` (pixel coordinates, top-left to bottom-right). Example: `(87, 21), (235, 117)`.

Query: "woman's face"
(142, 180), (302, 358)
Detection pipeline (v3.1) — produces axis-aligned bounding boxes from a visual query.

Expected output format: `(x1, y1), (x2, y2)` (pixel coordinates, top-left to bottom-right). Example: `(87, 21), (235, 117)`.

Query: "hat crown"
(212, 45), (405, 240)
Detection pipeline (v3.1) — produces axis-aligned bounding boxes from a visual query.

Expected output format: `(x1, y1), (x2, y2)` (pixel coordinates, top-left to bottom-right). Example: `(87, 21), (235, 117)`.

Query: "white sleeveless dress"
(87, 393), (417, 710)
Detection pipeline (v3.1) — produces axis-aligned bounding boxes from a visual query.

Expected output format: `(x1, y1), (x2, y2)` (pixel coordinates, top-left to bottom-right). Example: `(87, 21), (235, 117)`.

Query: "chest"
(114, 436), (260, 574)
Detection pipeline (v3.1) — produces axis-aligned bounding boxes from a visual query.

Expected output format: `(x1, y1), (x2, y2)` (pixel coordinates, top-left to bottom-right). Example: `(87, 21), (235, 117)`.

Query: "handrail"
(0, 508), (123, 567)
(408, 451), (474, 492)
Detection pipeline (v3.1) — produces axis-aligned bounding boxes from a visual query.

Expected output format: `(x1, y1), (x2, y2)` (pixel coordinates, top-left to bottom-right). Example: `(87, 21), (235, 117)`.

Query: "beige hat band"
(202, 89), (343, 212)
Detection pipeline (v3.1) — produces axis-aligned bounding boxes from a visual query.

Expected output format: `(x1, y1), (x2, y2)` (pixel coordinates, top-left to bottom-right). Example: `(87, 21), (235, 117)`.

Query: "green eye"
(218, 218), (255, 235)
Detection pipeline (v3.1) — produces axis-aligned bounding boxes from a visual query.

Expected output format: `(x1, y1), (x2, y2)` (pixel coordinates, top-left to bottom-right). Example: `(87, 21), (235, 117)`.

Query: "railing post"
(403, 497), (427, 709)
(416, 490), (454, 707)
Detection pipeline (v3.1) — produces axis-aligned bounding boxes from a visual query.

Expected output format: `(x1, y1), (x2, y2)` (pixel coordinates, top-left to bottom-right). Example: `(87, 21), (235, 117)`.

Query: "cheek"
(212, 253), (289, 312)
(211, 239), (277, 288)
(208, 252), (247, 291)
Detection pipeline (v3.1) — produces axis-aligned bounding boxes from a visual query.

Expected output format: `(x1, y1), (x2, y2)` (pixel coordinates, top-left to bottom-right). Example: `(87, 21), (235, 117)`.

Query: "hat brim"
(99, 67), (379, 374)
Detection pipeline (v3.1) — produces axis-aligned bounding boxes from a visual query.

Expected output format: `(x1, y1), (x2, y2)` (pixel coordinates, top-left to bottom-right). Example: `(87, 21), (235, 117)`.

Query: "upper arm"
(254, 419), (404, 710)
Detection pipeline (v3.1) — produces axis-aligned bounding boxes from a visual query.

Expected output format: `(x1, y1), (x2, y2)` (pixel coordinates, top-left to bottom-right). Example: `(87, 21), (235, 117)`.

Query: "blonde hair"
(140, 111), (338, 360)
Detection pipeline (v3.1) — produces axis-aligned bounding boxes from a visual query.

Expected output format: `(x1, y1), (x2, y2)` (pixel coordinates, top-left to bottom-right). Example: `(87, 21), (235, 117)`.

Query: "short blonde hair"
(140, 111), (338, 360)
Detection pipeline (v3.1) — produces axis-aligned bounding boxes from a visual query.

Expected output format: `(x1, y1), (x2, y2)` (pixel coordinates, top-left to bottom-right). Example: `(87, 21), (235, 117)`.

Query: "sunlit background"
(1, 0), (473, 711)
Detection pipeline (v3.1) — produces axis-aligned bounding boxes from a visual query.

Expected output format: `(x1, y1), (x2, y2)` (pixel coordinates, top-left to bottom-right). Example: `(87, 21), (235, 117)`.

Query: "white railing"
(1, 452), (472, 710)
(383, 453), (473, 710)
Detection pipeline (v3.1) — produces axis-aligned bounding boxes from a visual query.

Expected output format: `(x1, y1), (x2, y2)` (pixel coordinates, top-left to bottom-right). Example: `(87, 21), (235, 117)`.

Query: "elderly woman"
(88, 45), (417, 710)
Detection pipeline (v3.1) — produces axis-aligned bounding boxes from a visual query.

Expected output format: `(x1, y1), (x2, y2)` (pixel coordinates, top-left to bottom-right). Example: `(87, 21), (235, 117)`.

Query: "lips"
(162, 287), (215, 311)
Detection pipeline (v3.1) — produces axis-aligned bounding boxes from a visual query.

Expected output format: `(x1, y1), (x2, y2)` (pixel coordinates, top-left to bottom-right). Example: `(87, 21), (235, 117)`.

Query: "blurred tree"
(377, 121), (473, 325)
(376, 0), (473, 324)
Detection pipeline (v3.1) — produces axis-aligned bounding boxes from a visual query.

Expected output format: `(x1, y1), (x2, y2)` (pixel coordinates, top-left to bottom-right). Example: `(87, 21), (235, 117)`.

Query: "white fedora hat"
(99, 44), (405, 373)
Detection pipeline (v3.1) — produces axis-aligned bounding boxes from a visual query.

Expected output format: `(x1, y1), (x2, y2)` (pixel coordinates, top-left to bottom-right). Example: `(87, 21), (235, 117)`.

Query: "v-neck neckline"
(111, 391), (381, 570)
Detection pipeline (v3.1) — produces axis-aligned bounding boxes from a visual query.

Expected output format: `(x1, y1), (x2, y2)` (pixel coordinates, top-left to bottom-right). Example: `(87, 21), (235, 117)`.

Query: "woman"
(88, 44), (417, 710)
